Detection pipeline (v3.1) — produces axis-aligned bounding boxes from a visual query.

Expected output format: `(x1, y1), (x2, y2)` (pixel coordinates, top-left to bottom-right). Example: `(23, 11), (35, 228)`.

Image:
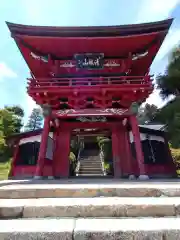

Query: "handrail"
(27, 75), (152, 88)
(75, 141), (84, 175)
(100, 150), (106, 176)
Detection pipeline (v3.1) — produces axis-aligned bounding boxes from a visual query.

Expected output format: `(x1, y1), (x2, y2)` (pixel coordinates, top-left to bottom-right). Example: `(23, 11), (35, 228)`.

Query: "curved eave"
(6, 19), (173, 38)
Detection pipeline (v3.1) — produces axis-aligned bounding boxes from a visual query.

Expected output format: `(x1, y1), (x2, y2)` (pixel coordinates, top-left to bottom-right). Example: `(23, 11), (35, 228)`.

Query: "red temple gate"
(7, 19), (174, 179)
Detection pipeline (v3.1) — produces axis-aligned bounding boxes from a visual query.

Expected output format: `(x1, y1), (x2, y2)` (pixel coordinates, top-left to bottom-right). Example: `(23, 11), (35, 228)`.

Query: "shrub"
(171, 148), (180, 166)
(69, 152), (76, 162)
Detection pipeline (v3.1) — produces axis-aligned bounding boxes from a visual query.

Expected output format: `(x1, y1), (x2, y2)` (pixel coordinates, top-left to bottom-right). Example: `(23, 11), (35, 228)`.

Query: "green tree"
(25, 108), (43, 131)
(155, 45), (180, 147)
(157, 45), (180, 99)
(0, 105), (24, 162)
(154, 98), (180, 147)
(0, 106), (24, 137)
(138, 103), (158, 124)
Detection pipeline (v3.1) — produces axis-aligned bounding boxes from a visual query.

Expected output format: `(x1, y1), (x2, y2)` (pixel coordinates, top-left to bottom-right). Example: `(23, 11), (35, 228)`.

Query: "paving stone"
(0, 217), (180, 239)
(23, 198), (126, 218)
(0, 206), (23, 218)
(124, 197), (178, 217)
(98, 188), (117, 197)
(0, 189), (38, 199)
(74, 231), (134, 240)
(0, 232), (71, 240)
(116, 188), (161, 197)
(74, 219), (134, 240)
(1, 197), (179, 218)
(74, 218), (180, 240)
(160, 188), (180, 197)
(133, 232), (163, 240)
(164, 230), (180, 240)
(1, 181), (180, 199)
(0, 218), (74, 240)
(126, 204), (175, 217)
(71, 189), (99, 198)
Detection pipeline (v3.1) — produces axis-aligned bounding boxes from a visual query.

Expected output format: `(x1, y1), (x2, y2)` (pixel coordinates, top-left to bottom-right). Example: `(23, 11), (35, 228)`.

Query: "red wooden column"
(8, 140), (20, 178)
(34, 116), (51, 179)
(112, 125), (122, 178)
(129, 115), (149, 179)
(53, 126), (71, 178)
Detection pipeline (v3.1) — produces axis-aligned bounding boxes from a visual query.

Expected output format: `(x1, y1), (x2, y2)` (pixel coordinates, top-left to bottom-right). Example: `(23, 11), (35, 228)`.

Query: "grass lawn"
(0, 161), (10, 180)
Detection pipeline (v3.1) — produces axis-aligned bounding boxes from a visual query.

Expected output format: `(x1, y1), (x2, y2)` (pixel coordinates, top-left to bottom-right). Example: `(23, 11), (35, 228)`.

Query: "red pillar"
(9, 140), (20, 178)
(129, 115), (148, 179)
(35, 116), (50, 179)
(53, 127), (70, 178)
(112, 126), (122, 178)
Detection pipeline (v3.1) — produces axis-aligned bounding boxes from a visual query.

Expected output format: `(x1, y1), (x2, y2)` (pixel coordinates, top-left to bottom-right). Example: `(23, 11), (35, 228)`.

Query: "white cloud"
(146, 88), (175, 108)
(155, 29), (180, 62)
(135, 0), (179, 107)
(0, 62), (17, 80)
(146, 89), (164, 107)
(26, 96), (37, 117)
(0, 62), (36, 123)
(136, 0), (179, 23)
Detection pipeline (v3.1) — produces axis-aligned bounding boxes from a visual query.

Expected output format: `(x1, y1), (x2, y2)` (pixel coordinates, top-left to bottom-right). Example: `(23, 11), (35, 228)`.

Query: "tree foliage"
(25, 108), (43, 131)
(155, 45), (180, 148)
(138, 103), (158, 124)
(0, 106), (24, 162)
(157, 45), (180, 99)
(154, 98), (180, 148)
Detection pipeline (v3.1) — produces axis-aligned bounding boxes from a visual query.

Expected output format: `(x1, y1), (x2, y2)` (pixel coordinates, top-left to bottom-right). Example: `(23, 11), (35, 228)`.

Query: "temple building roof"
(7, 19), (173, 78)
(6, 19), (172, 37)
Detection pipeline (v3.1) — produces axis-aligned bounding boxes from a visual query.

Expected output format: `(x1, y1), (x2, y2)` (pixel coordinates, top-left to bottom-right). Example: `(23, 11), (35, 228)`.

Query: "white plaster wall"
(19, 132), (53, 145)
(129, 131), (165, 143)
(19, 135), (41, 145)
(19, 132), (54, 160)
(46, 137), (53, 160)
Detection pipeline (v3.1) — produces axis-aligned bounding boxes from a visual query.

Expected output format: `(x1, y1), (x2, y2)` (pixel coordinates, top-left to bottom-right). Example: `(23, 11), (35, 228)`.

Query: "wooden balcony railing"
(28, 75), (152, 89)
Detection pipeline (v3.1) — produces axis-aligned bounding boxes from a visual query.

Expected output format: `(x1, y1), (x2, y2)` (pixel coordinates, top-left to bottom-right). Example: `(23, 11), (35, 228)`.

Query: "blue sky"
(0, 0), (180, 123)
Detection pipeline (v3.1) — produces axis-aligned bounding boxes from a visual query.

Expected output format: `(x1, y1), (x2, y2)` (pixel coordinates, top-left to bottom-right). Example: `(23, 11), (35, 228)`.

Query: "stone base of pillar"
(34, 176), (43, 180)
(138, 175), (149, 180)
(48, 176), (54, 180)
(129, 175), (136, 180)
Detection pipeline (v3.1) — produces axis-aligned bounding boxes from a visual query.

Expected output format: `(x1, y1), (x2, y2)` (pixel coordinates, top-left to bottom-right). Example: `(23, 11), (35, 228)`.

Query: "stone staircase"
(77, 149), (104, 176)
(0, 179), (180, 239)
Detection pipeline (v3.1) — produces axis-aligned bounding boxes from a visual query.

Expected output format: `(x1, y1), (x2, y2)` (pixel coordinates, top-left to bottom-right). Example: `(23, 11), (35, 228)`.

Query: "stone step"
(77, 173), (104, 177)
(80, 166), (102, 169)
(80, 159), (101, 162)
(79, 166), (102, 169)
(80, 164), (102, 167)
(79, 172), (103, 175)
(0, 218), (180, 239)
(80, 165), (102, 168)
(0, 197), (180, 219)
(78, 171), (103, 176)
(79, 169), (103, 172)
(79, 171), (103, 174)
(80, 162), (101, 165)
(1, 180), (180, 199)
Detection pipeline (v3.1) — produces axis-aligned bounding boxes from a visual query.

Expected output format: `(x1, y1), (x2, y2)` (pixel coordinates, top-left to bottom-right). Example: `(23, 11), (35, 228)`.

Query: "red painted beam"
(59, 121), (119, 129)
